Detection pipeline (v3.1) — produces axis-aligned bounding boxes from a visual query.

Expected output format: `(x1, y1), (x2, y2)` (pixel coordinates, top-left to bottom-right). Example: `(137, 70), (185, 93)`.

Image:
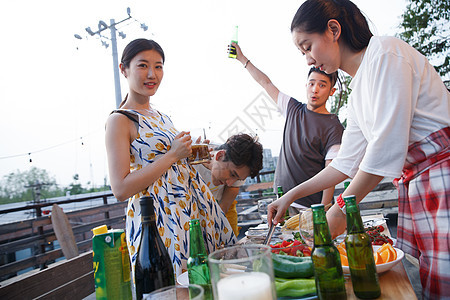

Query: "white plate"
(342, 245), (404, 274)
(177, 271), (189, 286)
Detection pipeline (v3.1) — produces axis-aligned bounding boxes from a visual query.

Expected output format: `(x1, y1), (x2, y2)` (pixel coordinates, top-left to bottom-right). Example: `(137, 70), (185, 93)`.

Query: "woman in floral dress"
(105, 39), (236, 278)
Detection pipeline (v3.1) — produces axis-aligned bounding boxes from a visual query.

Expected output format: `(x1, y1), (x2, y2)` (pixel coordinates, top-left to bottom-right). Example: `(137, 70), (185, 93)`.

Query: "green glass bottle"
(276, 186), (289, 220)
(344, 196), (381, 299)
(187, 219), (212, 300)
(311, 204), (347, 299)
(343, 181), (350, 190)
(228, 25), (238, 58)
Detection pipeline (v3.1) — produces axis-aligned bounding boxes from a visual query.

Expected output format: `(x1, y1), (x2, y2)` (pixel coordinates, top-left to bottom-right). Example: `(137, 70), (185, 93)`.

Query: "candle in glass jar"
(217, 272), (273, 300)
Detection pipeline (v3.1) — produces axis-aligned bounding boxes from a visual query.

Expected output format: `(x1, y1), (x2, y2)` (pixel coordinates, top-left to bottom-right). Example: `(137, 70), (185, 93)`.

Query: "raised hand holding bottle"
(228, 25), (238, 58)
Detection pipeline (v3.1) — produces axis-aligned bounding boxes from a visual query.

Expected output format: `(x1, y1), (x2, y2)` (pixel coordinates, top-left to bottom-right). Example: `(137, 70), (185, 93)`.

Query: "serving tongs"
(263, 223), (276, 245)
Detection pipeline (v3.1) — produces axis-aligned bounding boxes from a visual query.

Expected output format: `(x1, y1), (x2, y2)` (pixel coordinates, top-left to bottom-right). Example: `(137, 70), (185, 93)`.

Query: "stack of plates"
(244, 224), (283, 243)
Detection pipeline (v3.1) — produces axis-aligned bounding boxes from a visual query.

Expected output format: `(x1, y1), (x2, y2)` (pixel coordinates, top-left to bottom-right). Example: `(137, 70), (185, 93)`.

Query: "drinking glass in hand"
(188, 129), (211, 165)
(188, 144), (210, 165)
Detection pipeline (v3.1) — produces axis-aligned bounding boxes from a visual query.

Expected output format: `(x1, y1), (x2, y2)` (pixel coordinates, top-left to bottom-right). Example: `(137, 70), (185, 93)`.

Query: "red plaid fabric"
(394, 126), (450, 300)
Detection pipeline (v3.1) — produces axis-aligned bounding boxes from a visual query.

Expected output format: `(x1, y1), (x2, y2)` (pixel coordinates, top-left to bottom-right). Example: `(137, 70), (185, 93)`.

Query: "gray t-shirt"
(274, 93), (344, 207)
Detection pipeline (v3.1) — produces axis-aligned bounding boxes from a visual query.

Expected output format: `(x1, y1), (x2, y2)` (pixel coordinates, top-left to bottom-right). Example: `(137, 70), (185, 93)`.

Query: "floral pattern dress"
(114, 109), (236, 279)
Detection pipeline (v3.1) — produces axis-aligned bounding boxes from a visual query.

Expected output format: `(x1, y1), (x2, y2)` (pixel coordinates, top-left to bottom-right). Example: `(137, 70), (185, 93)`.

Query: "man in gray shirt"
(232, 43), (344, 211)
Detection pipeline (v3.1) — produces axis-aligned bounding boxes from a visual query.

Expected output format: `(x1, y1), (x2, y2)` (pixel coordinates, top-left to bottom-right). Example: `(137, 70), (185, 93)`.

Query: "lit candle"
(217, 272), (273, 300)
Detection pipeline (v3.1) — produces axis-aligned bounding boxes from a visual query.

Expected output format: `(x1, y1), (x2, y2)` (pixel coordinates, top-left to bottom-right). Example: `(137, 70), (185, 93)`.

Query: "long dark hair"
(119, 39), (165, 107)
(291, 0), (372, 52)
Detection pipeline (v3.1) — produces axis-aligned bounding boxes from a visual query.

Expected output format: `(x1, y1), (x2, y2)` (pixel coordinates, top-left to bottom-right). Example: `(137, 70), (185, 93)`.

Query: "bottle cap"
(189, 218), (200, 225)
(343, 195), (357, 208)
(311, 204), (324, 211)
(92, 225), (108, 235)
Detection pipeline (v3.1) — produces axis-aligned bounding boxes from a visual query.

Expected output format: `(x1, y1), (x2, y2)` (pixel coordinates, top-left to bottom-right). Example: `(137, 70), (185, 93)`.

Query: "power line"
(0, 130), (99, 160)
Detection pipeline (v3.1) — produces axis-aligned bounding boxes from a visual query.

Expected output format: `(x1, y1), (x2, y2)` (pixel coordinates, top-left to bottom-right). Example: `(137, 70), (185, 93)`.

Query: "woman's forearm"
(110, 151), (179, 201)
(326, 170), (384, 238)
(268, 166), (347, 224)
(284, 166), (347, 205)
(341, 170), (384, 202)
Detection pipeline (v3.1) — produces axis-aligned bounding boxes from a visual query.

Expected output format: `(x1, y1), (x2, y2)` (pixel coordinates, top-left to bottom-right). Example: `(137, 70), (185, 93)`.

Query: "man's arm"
(233, 43), (280, 103)
(219, 186), (240, 213)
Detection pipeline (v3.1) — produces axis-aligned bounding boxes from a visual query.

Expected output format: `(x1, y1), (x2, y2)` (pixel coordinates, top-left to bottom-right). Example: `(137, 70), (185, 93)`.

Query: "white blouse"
(331, 36), (450, 178)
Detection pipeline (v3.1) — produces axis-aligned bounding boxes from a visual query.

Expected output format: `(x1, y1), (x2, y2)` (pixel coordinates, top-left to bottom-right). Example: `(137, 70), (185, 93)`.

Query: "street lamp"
(74, 7), (149, 108)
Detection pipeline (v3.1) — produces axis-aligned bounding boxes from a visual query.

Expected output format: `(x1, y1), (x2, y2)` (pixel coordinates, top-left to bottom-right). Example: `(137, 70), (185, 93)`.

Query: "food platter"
(244, 223), (283, 244)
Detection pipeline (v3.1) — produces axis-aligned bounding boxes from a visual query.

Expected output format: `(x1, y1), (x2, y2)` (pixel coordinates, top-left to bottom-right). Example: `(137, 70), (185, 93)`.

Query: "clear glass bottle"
(344, 195), (381, 298)
(228, 25), (238, 58)
(134, 196), (174, 300)
(187, 219), (213, 300)
(311, 204), (347, 299)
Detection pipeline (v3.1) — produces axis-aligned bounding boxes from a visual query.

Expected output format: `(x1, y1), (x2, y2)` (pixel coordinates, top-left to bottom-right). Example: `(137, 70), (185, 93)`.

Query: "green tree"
(330, 74), (352, 128)
(397, 0), (450, 78)
(0, 167), (59, 204)
(0, 168), (111, 205)
(66, 174), (84, 195)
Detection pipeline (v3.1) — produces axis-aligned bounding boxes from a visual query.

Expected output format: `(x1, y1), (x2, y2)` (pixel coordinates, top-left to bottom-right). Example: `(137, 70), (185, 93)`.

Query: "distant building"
(245, 148), (277, 185)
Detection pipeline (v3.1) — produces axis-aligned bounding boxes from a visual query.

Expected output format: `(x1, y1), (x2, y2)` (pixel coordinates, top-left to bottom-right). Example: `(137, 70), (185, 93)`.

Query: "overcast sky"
(0, 0), (406, 188)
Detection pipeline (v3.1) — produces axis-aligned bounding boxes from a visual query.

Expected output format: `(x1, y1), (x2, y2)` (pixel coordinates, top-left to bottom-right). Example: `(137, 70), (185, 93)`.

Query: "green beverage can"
(92, 225), (132, 300)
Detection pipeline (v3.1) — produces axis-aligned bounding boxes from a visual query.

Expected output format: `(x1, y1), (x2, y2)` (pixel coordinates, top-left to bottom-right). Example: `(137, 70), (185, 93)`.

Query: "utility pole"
(25, 180), (51, 269)
(74, 8), (149, 108)
(25, 180), (51, 217)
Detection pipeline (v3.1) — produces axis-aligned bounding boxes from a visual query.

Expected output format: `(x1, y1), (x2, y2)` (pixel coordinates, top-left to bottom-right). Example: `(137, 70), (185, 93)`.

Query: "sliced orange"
(340, 254), (348, 266)
(380, 248), (393, 263)
(378, 243), (391, 254)
(374, 251), (383, 265)
(386, 244), (397, 261)
(379, 249), (388, 263)
(376, 243), (397, 263)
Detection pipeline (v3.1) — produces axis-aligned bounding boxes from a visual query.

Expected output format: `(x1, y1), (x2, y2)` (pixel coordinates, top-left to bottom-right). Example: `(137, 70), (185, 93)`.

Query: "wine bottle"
(311, 204), (347, 299)
(135, 196), (174, 300)
(344, 196), (381, 299)
(187, 219), (213, 300)
(228, 25), (238, 58)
